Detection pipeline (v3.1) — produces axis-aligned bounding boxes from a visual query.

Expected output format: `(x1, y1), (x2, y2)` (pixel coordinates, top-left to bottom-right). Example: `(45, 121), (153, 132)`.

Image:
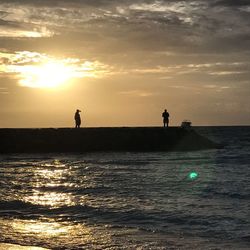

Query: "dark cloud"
(212, 0), (250, 7)
(0, 19), (21, 28)
(0, 0), (249, 9)
(0, 10), (9, 17)
(0, 0), (133, 7)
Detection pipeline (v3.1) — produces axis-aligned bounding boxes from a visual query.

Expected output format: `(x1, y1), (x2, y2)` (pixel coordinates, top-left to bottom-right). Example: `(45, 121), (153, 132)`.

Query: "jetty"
(0, 127), (219, 153)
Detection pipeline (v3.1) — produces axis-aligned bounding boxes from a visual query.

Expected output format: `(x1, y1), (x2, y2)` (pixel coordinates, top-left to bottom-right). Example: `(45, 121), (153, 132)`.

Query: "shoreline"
(0, 243), (48, 250)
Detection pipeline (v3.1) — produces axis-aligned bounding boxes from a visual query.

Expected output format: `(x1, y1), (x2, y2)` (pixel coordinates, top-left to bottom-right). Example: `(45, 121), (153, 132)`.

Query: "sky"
(0, 0), (250, 127)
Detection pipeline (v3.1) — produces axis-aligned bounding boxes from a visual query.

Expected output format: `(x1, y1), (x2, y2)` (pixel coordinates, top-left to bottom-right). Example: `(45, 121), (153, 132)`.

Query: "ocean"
(0, 127), (249, 249)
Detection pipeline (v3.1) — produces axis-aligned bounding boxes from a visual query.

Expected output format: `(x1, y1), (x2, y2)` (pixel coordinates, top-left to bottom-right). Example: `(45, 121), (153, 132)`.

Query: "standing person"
(74, 109), (81, 128)
(162, 109), (170, 127)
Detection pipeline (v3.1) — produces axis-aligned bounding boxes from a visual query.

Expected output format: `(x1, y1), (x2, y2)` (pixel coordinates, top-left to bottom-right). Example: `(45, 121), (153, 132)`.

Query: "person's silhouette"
(74, 109), (81, 128)
(162, 109), (169, 127)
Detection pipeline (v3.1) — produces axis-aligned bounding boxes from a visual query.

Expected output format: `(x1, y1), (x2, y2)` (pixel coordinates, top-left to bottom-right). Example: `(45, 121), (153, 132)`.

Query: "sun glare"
(18, 61), (74, 88)
(4, 51), (110, 88)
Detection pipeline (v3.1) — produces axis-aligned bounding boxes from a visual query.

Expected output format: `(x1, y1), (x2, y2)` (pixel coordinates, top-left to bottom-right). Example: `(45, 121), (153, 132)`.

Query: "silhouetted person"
(74, 109), (81, 128)
(162, 109), (169, 127)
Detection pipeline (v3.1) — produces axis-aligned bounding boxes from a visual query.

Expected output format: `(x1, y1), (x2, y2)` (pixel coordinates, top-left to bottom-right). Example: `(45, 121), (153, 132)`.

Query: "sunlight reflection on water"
(0, 218), (112, 249)
(1, 132), (249, 250)
(21, 159), (76, 208)
(12, 220), (69, 236)
(23, 190), (75, 208)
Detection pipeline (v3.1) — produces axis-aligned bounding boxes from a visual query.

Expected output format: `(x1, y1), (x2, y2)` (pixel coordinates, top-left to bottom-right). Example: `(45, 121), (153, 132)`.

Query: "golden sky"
(0, 0), (250, 127)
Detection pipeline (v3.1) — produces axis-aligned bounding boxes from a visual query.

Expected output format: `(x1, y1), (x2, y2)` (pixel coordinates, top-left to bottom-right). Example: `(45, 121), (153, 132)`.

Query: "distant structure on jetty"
(0, 127), (219, 153)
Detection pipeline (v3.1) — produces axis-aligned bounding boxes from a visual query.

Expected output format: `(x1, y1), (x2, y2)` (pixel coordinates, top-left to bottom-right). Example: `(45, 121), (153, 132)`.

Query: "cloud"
(0, 51), (112, 88)
(211, 0), (250, 7)
(130, 61), (250, 78)
(119, 90), (154, 97)
(0, 0), (249, 55)
(1, 1), (250, 86)
(0, 0), (134, 8)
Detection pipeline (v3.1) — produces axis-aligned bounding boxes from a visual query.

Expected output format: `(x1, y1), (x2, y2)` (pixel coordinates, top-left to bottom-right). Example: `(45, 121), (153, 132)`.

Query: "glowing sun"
(18, 61), (74, 88)
(6, 52), (109, 88)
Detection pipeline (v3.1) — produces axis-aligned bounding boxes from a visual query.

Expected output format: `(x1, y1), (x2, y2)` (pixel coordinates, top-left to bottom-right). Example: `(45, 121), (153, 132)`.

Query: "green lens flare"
(188, 171), (198, 180)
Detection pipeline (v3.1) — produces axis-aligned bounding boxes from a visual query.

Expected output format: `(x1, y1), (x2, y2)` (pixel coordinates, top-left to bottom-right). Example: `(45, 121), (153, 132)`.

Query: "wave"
(201, 187), (250, 199)
(1, 200), (245, 225)
(0, 200), (44, 210)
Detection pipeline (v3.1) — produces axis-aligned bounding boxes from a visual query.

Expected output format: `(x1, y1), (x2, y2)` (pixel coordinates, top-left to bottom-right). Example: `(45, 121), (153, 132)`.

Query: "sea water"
(0, 127), (249, 249)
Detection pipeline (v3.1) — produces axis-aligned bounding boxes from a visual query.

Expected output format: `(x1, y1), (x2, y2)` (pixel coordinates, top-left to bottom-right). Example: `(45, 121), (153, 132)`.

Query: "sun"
(18, 61), (74, 88)
(6, 52), (109, 88)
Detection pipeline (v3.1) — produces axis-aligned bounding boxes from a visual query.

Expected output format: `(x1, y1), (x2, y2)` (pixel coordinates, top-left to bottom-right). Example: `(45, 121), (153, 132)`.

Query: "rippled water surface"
(0, 127), (249, 249)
